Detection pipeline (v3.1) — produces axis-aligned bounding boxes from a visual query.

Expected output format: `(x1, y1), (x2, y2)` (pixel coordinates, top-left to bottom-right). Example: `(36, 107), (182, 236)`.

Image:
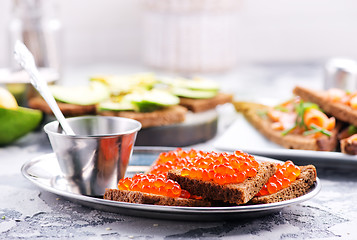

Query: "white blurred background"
(0, 0), (357, 69)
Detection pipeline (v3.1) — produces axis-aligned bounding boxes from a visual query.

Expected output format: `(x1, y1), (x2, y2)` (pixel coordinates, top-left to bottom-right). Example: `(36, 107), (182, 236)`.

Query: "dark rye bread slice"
(234, 101), (341, 151)
(98, 105), (187, 128)
(293, 85), (357, 127)
(29, 97), (96, 116)
(103, 189), (211, 207)
(179, 93), (233, 113)
(167, 162), (276, 205)
(250, 165), (317, 204)
(340, 137), (357, 155)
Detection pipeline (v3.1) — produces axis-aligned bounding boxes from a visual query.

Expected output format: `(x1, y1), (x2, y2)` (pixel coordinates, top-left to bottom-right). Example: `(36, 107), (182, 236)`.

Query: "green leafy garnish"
(256, 109), (268, 118)
(348, 125), (357, 135)
(274, 105), (289, 112)
(303, 123), (332, 137)
(294, 101), (320, 128)
(281, 124), (296, 136)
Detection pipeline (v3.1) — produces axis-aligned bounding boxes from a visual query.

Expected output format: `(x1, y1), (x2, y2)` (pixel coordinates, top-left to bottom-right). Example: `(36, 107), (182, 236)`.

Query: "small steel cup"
(44, 116), (141, 196)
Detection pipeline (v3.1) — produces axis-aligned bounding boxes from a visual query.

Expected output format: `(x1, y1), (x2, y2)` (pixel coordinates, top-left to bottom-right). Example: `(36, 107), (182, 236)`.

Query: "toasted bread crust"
(250, 165), (317, 204)
(103, 189), (211, 207)
(340, 138), (357, 155)
(293, 86), (357, 126)
(234, 101), (340, 151)
(98, 105), (187, 128)
(167, 162), (276, 205)
(28, 97), (96, 116)
(179, 93), (233, 113)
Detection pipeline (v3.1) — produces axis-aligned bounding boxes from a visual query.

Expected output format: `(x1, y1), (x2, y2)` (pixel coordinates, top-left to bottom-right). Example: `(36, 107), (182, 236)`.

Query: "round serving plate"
(21, 147), (321, 221)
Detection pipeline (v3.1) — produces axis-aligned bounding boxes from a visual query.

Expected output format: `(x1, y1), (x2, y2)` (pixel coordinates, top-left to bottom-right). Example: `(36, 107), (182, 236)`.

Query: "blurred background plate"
(135, 109), (218, 147)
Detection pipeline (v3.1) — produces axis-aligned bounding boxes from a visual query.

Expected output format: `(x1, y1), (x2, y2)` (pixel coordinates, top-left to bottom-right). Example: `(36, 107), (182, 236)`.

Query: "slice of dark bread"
(167, 162), (276, 205)
(28, 97), (96, 117)
(249, 165), (317, 204)
(98, 105), (187, 128)
(103, 189), (211, 207)
(340, 137), (357, 155)
(234, 101), (341, 151)
(179, 93), (233, 113)
(28, 97), (96, 116)
(293, 86), (357, 126)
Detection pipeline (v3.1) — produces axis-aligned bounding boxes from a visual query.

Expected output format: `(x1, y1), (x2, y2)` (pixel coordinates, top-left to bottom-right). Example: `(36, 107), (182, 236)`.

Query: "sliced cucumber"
(50, 81), (110, 105)
(171, 87), (218, 99)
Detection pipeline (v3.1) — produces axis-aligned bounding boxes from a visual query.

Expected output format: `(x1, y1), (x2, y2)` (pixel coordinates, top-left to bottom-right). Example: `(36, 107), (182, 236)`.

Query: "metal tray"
(21, 147), (321, 221)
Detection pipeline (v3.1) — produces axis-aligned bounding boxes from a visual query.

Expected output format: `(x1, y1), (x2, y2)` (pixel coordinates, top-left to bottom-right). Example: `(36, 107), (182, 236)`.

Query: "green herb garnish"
(348, 125), (357, 135)
(256, 109), (268, 118)
(281, 124), (296, 136)
(274, 105), (289, 112)
(303, 123), (332, 137)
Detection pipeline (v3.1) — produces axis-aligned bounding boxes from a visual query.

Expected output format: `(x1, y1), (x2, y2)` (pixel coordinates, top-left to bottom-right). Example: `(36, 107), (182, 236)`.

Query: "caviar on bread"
(250, 163), (317, 204)
(104, 148), (317, 207)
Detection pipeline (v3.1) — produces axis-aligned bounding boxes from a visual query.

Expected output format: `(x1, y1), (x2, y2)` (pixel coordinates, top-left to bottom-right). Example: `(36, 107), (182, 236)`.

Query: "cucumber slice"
(171, 87), (218, 99)
(50, 81), (110, 105)
(98, 100), (135, 112)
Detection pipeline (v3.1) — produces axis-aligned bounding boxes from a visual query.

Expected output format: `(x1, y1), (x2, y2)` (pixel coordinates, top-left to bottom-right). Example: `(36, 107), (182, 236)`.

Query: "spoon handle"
(14, 41), (75, 135)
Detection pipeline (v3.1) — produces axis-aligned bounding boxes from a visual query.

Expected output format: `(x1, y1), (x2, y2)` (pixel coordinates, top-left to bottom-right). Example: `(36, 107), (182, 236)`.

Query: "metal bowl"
(44, 116), (141, 196)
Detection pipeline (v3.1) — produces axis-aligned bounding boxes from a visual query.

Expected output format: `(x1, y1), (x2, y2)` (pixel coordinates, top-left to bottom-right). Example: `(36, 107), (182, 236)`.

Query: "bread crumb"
(128, 236), (134, 239)
(153, 224), (159, 227)
(105, 227), (111, 231)
(56, 198), (60, 200)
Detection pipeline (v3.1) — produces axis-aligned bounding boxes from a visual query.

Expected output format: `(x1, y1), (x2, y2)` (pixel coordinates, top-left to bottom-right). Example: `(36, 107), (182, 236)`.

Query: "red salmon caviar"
(148, 148), (259, 186)
(118, 173), (182, 198)
(256, 160), (301, 196)
(177, 150), (259, 185)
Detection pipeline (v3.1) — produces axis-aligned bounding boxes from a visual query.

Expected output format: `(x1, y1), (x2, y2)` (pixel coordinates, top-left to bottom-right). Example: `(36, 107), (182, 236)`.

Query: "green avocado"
(0, 107), (42, 145)
(171, 87), (218, 99)
(98, 100), (135, 112)
(126, 90), (180, 112)
(50, 81), (110, 105)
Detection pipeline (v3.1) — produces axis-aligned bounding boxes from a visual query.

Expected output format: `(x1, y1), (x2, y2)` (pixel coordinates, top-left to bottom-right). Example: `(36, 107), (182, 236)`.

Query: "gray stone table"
(1, 63), (357, 239)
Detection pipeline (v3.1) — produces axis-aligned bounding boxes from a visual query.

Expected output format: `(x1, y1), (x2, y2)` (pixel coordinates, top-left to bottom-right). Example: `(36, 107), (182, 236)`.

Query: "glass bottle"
(8, 0), (62, 72)
(6, 0), (61, 105)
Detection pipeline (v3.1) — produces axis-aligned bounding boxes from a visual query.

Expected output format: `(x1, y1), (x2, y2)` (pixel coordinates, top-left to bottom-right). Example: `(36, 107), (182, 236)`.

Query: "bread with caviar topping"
(103, 188), (211, 207)
(179, 93), (233, 113)
(293, 86), (357, 126)
(167, 162), (276, 205)
(249, 165), (317, 204)
(234, 101), (341, 151)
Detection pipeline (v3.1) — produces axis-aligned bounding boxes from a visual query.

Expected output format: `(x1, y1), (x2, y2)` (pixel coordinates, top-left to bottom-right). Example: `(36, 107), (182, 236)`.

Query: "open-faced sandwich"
(293, 86), (357, 154)
(160, 76), (233, 112)
(104, 148), (317, 207)
(234, 97), (341, 151)
(28, 81), (110, 116)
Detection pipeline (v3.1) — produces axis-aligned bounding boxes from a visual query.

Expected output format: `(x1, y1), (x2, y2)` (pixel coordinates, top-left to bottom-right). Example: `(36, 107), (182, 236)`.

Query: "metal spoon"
(13, 41), (75, 135)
